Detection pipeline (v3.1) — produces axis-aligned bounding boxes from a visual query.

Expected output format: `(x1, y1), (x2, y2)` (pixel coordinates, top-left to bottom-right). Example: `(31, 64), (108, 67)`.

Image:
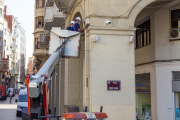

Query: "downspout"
(85, 0), (88, 110)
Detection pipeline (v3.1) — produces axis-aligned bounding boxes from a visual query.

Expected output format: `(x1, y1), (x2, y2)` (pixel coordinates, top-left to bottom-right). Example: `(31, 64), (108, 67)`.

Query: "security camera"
(106, 20), (111, 24)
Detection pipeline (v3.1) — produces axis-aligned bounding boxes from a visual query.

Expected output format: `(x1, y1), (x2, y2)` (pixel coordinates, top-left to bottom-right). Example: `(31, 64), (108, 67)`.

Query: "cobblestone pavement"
(0, 95), (22, 120)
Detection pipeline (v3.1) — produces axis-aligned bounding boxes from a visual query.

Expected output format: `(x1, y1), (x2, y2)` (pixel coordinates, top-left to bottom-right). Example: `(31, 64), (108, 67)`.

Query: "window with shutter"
(135, 73), (150, 92)
(35, 38), (39, 49)
(36, 16), (44, 28)
(136, 20), (151, 49)
(36, 0), (45, 9)
(171, 9), (180, 28)
(172, 71), (180, 81)
(39, 34), (45, 42)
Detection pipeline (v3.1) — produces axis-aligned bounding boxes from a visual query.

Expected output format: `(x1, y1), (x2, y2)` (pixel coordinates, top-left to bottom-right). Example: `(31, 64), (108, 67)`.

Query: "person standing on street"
(10, 91), (12, 103)
(74, 17), (84, 32)
(66, 21), (75, 31)
(136, 108), (139, 120)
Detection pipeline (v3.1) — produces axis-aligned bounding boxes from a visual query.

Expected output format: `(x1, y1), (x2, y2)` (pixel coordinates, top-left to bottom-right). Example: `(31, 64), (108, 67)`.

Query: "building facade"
(0, 2), (10, 86)
(33, 0), (49, 74)
(39, 0), (180, 120)
(4, 6), (26, 87)
(28, 57), (33, 74)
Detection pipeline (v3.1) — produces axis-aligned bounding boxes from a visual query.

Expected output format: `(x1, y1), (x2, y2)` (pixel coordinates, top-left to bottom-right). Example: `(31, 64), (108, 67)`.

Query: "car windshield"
(18, 95), (27, 102)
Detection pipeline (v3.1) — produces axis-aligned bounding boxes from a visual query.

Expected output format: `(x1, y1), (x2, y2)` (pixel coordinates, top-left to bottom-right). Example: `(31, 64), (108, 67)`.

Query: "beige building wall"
(154, 8), (180, 60)
(64, 37), (84, 112)
(59, 0), (157, 119)
(45, 0), (175, 119)
(135, 1), (180, 120)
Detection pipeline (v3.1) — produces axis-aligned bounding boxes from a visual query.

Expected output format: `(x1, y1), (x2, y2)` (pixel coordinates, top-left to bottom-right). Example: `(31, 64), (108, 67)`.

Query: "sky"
(5, 0), (34, 68)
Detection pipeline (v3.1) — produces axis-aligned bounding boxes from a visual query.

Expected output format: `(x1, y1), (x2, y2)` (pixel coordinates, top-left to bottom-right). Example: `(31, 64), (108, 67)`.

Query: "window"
(0, 9), (3, 17)
(0, 24), (3, 31)
(36, 0), (45, 9)
(171, 9), (180, 28)
(2, 74), (4, 79)
(4, 51), (5, 58)
(35, 38), (39, 49)
(0, 53), (2, 61)
(136, 20), (151, 49)
(0, 38), (2, 46)
(3, 62), (6, 69)
(5, 28), (6, 35)
(36, 16), (44, 28)
(39, 34), (45, 42)
(18, 95), (27, 102)
(4, 40), (5, 46)
(7, 56), (9, 59)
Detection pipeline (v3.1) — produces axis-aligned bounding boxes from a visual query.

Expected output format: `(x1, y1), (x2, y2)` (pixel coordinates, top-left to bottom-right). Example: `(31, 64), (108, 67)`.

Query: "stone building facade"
(42, 0), (180, 120)
(33, 0), (50, 73)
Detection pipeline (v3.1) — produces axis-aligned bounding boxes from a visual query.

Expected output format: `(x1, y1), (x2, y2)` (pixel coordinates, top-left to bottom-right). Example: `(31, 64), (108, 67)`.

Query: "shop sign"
(136, 82), (150, 92)
(107, 80), (121, 91)
(11, 73), (15, 77)
(136, 84), (146, 90)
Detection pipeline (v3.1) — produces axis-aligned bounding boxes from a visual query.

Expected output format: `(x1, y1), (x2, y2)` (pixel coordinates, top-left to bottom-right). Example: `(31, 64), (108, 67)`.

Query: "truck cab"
(0, 85), (7, 100)
(15, 89), (28, 116)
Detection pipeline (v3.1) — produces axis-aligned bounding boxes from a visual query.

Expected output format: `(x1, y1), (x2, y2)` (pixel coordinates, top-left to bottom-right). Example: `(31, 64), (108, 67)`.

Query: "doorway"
(174, 93), (180, 120)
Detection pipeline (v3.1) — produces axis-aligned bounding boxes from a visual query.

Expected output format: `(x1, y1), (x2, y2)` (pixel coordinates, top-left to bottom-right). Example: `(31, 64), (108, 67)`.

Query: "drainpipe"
(85, 0), (88, 110)
(84, 0), (88, 110)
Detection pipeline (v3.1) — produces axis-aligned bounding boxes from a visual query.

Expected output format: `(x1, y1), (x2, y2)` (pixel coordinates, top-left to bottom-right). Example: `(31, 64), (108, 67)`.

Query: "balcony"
(10, 43), (17, 52)
(11, 59), (15, 63)
(44, 3), (65, 30)
(12, 34), (17, 40)
(55, 0), (76, 12)
(0, 0), (4, 4)
(1, 58), (9, 72)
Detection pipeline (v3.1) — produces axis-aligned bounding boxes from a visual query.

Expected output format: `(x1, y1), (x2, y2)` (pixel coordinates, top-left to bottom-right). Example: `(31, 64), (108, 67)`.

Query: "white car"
(15, 89), (28, 117)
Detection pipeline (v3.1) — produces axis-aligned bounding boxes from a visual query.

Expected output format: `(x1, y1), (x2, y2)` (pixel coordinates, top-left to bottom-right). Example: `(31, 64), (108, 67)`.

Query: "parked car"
(7, 88), (15, 97)
(15, 89), (28, 117)
(0, 85), (7, 100)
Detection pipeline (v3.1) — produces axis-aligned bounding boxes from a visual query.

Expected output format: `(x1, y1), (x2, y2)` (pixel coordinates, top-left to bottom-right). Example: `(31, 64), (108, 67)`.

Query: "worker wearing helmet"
(66, 21), (75, 31)
(74, 17), (84, 32)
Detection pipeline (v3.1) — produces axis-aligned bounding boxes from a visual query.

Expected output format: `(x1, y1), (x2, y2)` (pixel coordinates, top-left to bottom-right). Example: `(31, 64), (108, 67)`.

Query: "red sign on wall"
(107, 80), (121, 91)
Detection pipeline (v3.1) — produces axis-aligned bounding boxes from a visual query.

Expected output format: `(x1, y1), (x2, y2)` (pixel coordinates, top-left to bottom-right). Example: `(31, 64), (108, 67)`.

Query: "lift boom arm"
(26, 30), (80, 119)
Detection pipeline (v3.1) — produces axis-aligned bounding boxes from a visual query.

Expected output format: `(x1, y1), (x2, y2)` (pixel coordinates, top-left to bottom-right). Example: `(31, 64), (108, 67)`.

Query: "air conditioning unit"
(170, 21), (180, 40)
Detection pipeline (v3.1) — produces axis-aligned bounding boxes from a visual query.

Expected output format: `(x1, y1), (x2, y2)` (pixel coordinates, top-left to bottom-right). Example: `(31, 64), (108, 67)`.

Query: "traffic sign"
(11, 73), (15, 77)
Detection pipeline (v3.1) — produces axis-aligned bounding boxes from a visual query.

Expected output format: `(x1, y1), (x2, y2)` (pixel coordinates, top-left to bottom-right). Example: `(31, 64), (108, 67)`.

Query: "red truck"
(0, 85), (7, 100)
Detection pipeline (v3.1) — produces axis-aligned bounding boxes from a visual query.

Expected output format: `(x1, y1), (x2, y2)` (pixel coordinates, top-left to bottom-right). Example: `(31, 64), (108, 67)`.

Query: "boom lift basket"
(49, 29), (81, 58)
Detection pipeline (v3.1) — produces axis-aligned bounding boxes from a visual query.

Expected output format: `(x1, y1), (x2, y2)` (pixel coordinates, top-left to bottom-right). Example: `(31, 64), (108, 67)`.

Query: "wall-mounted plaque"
(107, 80), (121, 91)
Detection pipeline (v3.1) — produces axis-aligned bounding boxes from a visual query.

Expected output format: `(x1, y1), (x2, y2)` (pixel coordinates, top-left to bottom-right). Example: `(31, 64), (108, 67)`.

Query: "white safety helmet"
(70, 21), (75, 24)
(76, 17), (81, 21)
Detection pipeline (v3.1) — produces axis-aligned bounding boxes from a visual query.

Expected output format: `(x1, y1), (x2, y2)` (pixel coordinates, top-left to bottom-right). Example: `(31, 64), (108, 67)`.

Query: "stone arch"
(65, 2), (85, 29)
(127, 0), (156, 27)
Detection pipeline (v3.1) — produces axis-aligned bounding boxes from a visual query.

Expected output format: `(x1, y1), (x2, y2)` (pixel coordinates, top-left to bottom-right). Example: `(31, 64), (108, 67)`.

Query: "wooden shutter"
(135, 73), (150, 82)
(36, 17), (38, 28)
(173, 71), (180, 81)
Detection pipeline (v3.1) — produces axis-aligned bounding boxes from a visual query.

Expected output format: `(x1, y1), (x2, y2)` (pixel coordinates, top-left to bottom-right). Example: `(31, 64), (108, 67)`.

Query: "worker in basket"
(74, 17), (84, 32)
(67, 21), (75, 31)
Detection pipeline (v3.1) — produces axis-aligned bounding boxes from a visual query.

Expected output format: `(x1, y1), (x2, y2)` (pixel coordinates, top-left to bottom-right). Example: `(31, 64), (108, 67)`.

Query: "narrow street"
(0, 95), (21, 120)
